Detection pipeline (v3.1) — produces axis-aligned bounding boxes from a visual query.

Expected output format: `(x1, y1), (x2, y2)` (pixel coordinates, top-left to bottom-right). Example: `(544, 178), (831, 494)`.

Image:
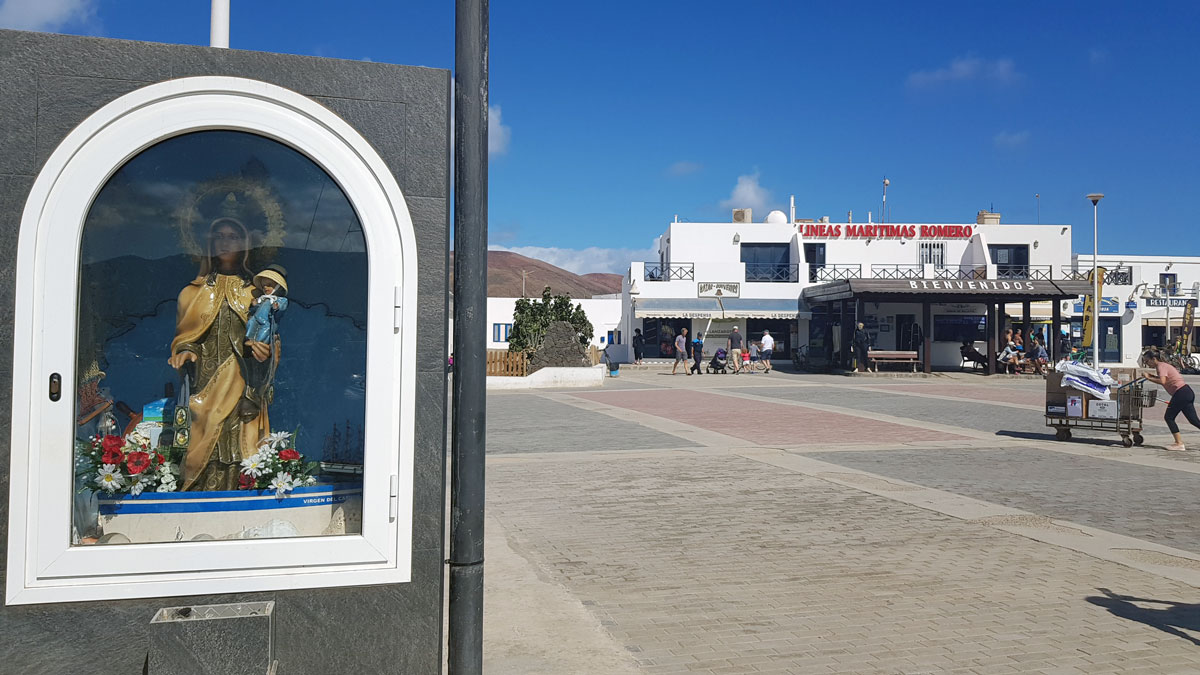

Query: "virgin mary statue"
(168, 217), (276, 491)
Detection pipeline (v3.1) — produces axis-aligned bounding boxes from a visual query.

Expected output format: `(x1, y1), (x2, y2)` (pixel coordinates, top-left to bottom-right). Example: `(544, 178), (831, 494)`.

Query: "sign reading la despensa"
(1081, 267), (1106, 350)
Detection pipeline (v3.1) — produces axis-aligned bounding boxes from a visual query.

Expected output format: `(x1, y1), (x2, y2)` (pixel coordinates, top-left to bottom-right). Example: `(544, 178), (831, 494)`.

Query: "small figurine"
(237, 265), (288, 423)
(245, 265), (289, 345)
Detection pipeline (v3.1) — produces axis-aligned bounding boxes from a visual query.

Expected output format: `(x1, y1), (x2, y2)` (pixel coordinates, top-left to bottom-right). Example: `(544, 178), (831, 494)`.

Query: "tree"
(508, 287), (593, 353)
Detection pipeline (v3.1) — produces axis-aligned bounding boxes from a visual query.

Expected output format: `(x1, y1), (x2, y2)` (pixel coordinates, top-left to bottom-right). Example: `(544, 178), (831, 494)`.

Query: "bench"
(869, 350), (921, 372)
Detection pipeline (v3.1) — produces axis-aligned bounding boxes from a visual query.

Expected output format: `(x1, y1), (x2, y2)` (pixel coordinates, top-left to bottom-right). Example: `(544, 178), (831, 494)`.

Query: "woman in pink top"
(1143, 349), (1200, 451)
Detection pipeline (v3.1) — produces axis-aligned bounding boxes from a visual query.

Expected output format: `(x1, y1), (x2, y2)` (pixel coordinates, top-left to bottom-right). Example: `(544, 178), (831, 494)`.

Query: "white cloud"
(907, 55), (1021, 88)
(718, 171), (771, 214)
(993, 130), (1031, 149)
(489, 244), (658, 275)
(667, 161), (702, 177)
(0, 0), (95, 31)
(488, 104), (511, 157)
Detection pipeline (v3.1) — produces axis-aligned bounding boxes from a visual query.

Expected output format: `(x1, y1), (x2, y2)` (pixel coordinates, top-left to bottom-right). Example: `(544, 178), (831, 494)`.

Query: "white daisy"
(95, 465), (124, 493)
(269, 472), (294, 496)
(156, 480), (177, 493)
(241, 453), (269, 477)
(130, 479), (146, 497)
(266, 431), (292, 448)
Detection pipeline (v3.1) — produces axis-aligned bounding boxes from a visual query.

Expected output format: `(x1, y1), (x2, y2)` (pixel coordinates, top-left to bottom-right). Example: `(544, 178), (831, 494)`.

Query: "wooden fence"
(487, 349), (528, 377)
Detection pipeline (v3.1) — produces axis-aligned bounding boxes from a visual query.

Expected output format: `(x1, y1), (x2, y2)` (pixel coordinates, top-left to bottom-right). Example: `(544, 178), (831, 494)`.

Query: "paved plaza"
(481, 369), (1200, 674)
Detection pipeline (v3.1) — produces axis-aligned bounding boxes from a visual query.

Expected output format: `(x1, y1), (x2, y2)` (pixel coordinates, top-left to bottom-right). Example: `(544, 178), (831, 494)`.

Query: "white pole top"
(211, 0), (230, 49)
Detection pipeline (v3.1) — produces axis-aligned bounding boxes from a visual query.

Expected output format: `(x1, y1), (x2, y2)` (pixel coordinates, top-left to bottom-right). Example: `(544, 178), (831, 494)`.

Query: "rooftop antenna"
(1035, 193), (1041, 224)
(210, 0), (230, 48)
(789, 195), (796, 223)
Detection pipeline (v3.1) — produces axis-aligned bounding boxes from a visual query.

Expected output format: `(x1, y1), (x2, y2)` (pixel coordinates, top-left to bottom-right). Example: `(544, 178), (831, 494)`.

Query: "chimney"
(976, 210), (1001, 225)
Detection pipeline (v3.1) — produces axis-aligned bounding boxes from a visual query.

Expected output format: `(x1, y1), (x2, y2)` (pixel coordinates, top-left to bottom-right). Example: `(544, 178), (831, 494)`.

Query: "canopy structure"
(633, 297), (809, 320)
(801, 278), (1097, 374)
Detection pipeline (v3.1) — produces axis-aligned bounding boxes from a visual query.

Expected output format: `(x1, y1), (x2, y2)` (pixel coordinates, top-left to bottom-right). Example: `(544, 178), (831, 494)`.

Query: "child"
(245, 265), (289, 346)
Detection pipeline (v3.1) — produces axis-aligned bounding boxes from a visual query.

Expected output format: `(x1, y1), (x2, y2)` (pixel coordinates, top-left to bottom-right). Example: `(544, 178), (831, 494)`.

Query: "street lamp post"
(1087, 194), (1104, 365)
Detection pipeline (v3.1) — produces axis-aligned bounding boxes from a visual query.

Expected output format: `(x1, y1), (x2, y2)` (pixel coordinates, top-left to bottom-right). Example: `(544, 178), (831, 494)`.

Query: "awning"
(802, 278), (1096, 304)
(633, 298), (809, 320)
(1142, 318), (1198, 327)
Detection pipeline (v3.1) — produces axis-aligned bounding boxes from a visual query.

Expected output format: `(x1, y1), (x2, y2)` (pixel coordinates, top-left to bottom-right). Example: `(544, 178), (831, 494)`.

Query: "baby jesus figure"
(237, 265), (288, 422)
(246, 265), (289, 345)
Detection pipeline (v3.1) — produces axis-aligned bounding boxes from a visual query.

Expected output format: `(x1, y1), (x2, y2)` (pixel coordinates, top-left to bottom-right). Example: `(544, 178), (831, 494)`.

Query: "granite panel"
(412, 371), (448, 552)
(34, 31), (175, 82)
(273, 547), (443, 674)
(315, 97), (409, 190)
(0, 34), (37, 176)
(35, 74), (148, 168)
(168, 43), (442, 104)
(403, 71), (452, 199)
(0, 176), (29, 575)
(411, 196), (450, 373)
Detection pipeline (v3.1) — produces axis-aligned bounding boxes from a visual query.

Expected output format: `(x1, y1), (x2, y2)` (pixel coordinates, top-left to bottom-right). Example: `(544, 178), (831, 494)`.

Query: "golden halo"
(175, 176), (287, 262)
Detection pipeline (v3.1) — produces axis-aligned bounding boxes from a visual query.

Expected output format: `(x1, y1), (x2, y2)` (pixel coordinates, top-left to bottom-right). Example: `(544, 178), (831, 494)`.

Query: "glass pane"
(73, 130), (366, 545)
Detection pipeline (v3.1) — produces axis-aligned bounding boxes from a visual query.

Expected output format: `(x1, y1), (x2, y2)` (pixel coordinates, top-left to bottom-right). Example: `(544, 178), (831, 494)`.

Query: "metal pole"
(449, 0), (488, 672)
(210, 0), (230, 48)
(1092, 202), (1099, 364)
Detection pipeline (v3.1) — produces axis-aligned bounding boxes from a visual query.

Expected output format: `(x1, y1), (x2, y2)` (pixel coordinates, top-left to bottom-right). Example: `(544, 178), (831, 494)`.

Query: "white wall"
(486, 297), (623, 350)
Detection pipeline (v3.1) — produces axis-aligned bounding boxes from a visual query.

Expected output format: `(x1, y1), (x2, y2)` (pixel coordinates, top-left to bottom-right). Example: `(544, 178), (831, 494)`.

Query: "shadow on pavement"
(1087, 588), (1200, 645)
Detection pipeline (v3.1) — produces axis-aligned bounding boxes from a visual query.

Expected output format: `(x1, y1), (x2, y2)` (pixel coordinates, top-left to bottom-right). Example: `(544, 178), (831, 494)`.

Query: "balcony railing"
(935, 265), (987, 281)
(810, 264), (862, 282)
(995, 264), (1052, 281)
(1058, 265), (1133, 285)
(644, 262), (694, 282)
(745, 263), (799, 283)
(871, 264), (923, 280)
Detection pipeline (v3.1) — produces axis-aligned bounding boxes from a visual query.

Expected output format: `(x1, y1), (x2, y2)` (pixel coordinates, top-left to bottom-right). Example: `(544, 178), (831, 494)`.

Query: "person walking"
(672, 327), (690, 375)
(690, 332), (704, 375)
(852, 322), (871, 372)
(632, 328), (645, 365)
(727, 326), (745, 374)
(1143, 348), (1200, 451)
(760, 329), (775, 373)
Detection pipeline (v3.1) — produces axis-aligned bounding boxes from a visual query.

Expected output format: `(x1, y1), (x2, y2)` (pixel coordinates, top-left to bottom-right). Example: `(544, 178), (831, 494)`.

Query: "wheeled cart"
(1046, 379), (1157, 447)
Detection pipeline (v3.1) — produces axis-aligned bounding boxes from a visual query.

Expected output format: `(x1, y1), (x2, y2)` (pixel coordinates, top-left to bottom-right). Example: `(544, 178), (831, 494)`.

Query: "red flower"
(153, 452), (165, 466)
(125, 451), (151, 475)
(238, 473), (257, 490)
(101, 435), (124, 465)
(278, 449), (301, 461)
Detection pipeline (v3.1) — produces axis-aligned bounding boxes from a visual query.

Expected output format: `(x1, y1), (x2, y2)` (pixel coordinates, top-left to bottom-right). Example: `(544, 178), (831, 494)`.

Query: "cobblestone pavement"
(486, 370), (1200, 674)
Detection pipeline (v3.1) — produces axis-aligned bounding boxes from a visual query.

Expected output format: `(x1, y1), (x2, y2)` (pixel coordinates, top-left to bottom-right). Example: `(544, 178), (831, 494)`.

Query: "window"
(1161, 273), (1179, 295)
(804, 243), (826, 282)
(1099, 317), (1122, 363)
(989, 245), (1029, 272)
(934, 316), (987, 343)
(918, 242), (946, 269)
(8, 77), (418, 604)
(493, 323), (512, 342)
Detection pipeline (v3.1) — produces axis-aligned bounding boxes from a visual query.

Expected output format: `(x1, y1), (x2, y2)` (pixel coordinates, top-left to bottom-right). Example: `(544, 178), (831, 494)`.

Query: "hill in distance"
(450, 250), (622, 298)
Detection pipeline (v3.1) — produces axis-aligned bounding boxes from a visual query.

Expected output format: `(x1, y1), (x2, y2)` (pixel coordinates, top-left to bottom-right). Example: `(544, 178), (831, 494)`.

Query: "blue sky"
(3, 1), (1198, 273)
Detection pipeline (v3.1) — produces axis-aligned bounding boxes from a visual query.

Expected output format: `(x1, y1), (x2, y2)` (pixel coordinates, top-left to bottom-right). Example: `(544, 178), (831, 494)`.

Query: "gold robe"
(171, 274), (271, 491)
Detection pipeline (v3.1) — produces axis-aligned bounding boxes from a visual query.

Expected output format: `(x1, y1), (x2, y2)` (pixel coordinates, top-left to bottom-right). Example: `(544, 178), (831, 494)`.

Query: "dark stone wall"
(0, 30), (449, 674)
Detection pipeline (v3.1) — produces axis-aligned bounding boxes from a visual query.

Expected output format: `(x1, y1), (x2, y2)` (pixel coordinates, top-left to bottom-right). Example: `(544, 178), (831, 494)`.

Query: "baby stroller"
(706, 348), (728, 374)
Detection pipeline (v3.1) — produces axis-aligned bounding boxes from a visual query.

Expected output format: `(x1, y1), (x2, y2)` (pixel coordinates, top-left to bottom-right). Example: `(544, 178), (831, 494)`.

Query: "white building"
(1071, 254), (1200, 357)
(618, 207), (1151, 370)
(486, 296), (623, 350)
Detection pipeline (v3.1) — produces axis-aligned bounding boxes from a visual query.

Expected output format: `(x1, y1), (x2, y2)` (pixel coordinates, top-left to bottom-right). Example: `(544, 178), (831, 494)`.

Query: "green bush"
(508, 287), (593, 353)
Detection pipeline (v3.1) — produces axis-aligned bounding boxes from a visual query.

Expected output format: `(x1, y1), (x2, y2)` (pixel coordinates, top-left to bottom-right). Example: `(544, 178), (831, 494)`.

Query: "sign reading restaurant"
(801, 223), (975, 240)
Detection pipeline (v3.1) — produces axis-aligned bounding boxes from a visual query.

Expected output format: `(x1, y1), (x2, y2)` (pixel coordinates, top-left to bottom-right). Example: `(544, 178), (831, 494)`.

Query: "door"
(896, 314), (918, 351)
